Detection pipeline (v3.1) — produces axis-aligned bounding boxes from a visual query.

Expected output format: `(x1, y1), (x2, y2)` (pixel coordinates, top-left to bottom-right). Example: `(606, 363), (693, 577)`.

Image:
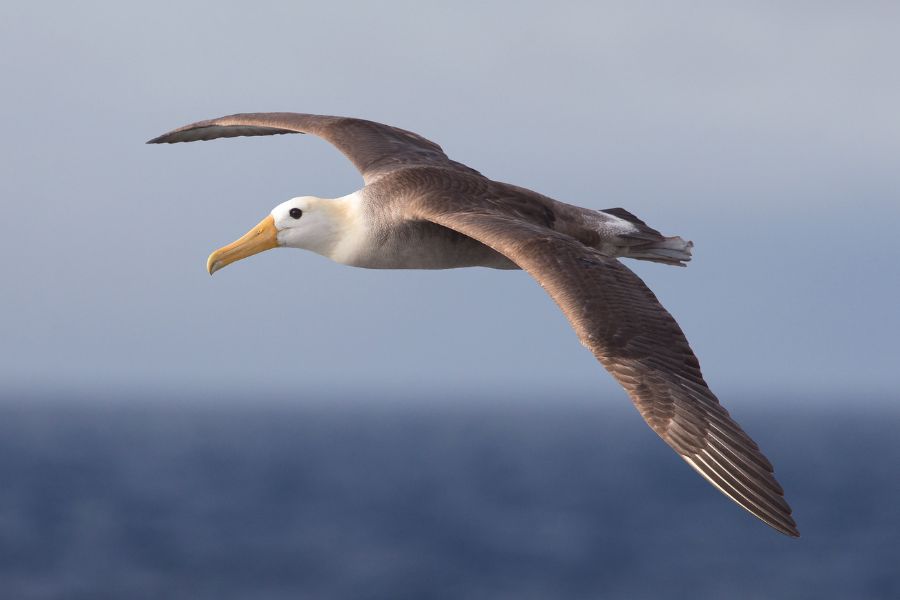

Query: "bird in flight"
(149, 113), (798, 536)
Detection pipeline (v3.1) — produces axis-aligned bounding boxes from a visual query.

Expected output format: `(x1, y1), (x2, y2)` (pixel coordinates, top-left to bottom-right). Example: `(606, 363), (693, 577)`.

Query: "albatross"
(148, 112), (798, 537)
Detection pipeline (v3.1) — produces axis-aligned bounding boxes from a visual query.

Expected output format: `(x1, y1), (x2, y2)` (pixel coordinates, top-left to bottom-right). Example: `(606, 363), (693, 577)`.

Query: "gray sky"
(1, 1), (898, 405)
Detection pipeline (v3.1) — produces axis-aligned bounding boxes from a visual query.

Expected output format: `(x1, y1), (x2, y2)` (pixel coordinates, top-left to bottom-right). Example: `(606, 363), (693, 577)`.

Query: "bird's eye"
(289, 208), (303, 219)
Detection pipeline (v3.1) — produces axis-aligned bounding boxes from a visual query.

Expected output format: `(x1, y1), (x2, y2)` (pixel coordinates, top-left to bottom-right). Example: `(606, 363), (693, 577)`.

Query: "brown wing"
(147, 112), (477, 183)
(411, 193), (798, 537)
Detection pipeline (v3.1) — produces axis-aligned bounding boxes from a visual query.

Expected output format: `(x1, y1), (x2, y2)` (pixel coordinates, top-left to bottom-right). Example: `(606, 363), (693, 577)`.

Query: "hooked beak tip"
(206, 256), (221, 276)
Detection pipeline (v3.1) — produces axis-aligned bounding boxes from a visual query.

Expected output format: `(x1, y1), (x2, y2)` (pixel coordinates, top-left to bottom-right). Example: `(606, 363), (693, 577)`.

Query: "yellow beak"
(207, 215), (279, 275)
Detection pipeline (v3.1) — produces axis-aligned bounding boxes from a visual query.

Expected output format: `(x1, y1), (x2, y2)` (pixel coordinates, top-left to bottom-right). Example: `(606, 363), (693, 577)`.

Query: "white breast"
(330, 197), (516, 270)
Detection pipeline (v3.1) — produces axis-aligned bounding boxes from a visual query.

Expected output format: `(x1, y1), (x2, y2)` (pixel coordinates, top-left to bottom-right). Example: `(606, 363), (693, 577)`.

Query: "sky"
(0, 1), (898, 405)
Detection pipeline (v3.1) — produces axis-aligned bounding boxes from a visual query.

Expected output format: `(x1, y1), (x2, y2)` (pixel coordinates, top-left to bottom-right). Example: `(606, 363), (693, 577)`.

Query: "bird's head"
(206, 196), (347, 275)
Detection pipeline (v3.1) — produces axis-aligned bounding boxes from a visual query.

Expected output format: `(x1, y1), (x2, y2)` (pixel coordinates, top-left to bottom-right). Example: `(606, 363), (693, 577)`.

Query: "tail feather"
(625, 236), (694, 267)
(595, 208), (693, 267)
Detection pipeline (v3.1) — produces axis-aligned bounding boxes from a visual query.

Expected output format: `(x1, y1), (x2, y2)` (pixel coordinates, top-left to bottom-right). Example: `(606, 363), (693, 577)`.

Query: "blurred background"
(0, 2), (898, 598)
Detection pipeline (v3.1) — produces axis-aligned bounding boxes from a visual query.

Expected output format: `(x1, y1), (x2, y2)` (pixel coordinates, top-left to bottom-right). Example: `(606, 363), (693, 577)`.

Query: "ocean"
(0, 396), (896, 599)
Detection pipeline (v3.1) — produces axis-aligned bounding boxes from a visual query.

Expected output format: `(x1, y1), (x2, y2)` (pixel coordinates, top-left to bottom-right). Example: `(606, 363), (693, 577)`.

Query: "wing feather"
(411, 195), (798, 536)
(148, 112), (476, 183)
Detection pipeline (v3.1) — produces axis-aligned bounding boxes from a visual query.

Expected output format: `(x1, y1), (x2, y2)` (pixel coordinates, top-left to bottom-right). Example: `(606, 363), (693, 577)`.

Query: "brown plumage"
(149, 112), (798, 537)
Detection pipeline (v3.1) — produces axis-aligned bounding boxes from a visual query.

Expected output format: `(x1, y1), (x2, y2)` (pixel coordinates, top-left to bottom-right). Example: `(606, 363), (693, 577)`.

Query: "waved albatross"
(149, 112), (798, 537)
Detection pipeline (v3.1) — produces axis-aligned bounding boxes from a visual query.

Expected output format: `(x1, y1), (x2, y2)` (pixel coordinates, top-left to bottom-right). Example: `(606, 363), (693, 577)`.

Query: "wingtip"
(781, 521), (801, 538)
(765, 506), (800, 538)
(766, 516), (800, 537)
(747, 504), (800, 538)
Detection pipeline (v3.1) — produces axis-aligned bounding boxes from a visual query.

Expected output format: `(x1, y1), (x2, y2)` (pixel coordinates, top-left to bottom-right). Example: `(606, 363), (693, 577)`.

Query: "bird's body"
(278, 171), (688, 271)
(149, 112), (798, 537)
(321, 189), (518, 270)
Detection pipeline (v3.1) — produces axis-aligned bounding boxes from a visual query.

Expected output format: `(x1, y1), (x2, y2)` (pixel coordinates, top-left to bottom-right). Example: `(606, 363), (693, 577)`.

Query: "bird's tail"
(623, 236), (694, 267)
(599, 207), (693, 267)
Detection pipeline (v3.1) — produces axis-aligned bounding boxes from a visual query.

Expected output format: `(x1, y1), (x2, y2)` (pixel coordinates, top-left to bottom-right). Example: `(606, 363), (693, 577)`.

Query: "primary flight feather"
(149, 112), (798, 537)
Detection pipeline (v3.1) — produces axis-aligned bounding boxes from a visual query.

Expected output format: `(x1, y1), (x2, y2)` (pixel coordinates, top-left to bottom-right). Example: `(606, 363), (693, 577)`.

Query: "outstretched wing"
(410, 191), (798, 536)
(148, 112), (477, 183)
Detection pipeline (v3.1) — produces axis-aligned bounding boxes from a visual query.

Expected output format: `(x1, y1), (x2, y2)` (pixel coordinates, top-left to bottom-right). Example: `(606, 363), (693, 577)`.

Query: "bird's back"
(353, 168), (690, 268)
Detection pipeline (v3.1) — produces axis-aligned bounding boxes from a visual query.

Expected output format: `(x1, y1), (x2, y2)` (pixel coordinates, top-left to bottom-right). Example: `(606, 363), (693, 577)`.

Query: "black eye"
(289, 208), (303, 219)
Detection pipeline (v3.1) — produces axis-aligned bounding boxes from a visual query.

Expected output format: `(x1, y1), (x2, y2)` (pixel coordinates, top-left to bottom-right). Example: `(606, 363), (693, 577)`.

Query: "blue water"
(0, 397), (897, 599)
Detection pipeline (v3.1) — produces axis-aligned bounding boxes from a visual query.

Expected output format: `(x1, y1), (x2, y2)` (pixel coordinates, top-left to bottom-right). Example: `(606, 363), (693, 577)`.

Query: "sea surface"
(0, 395), (897, 599)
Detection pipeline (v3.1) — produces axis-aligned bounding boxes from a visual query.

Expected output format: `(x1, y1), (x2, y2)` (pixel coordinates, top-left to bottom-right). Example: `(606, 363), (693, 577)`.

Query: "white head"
(206, 195), (349, 275)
